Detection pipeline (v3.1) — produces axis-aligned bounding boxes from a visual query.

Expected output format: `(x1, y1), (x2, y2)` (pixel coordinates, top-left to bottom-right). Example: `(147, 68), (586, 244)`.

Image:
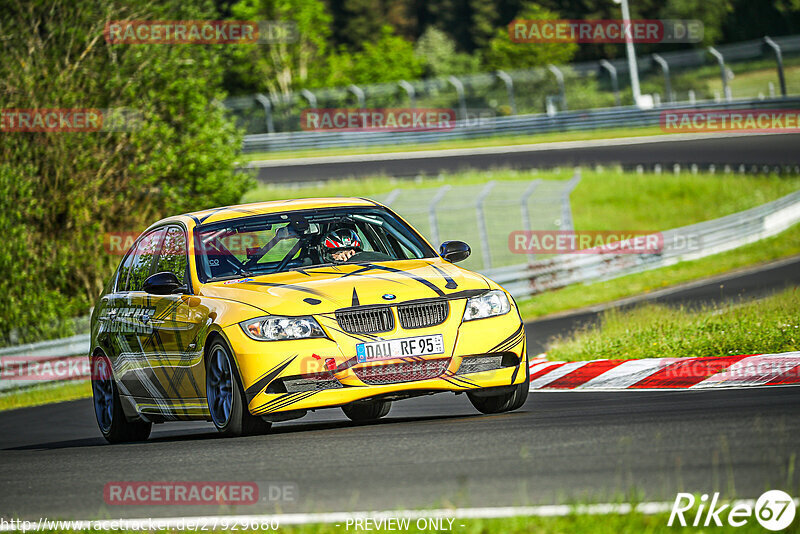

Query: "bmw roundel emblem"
(382, 293), (396, 301)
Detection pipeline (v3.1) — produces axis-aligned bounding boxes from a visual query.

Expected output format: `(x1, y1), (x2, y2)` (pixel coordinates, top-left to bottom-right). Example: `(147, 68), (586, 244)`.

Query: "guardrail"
(2, 188), (799, 392)
(241, 97), (800, 153)
(0, 334), (90, 393)
(489, 189), (800, 298)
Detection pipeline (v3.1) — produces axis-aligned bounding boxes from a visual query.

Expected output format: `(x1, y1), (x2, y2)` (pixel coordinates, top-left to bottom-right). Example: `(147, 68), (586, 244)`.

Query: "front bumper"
(223, 299), (527, 416)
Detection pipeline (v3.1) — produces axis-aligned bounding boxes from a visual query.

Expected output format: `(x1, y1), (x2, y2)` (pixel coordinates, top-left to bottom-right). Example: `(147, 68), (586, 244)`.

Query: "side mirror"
(440, 241), (471, 263)
(143, 271), (182, 295)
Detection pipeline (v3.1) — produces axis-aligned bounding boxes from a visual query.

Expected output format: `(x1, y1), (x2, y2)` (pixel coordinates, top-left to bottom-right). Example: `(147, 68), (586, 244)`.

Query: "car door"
(144, 225), (210, 411)
(98, 242), (137, 377)
(111, 227), (166, 402)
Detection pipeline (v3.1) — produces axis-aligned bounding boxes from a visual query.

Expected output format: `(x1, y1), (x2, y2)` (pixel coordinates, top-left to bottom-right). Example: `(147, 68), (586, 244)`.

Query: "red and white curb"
(527, 352), (800, 391)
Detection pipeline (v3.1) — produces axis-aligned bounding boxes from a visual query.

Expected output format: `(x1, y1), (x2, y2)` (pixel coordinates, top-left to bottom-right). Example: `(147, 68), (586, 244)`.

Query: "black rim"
(92, 357), (114, 433)
(207, 346), (233, 427)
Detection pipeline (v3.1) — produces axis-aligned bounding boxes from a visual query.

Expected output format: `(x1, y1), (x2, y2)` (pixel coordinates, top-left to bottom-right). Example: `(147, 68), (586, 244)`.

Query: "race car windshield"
(194, 207), (437, 282)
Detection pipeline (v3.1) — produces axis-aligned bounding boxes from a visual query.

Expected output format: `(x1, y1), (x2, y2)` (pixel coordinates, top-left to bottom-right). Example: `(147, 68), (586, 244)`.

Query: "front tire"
(206, 341), (271, 437)
(342, 400), (392, 422)
(467, 357), (530, 414)
(92, 353), (151, 444)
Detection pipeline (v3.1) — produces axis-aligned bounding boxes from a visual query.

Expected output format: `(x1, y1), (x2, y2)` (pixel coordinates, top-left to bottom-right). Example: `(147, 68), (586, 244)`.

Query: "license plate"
(356, 334), (445, 363)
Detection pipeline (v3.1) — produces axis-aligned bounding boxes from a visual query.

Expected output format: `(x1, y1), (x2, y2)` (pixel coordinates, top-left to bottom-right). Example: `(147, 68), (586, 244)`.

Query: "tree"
(723, 0), (800, 42)
(226, 0), (332, 96)
(414, 26), (481, 77)
(482, 2), (578, 71)
(659, 0), (733, 46)
(324, 25), (425, 86)
(328, 0), (385, 49)
(469, 0), (499, 50)
(415, 0), (465, 49)
(0, 0), (251, 344)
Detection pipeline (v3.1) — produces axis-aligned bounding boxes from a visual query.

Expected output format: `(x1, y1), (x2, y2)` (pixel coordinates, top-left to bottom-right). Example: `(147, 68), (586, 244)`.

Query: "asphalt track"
(251, 133), (800, 182)
(1, 257), (799, 521)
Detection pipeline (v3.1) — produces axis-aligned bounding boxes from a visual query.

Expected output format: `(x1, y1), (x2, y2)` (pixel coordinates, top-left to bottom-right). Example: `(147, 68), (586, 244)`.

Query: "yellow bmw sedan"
(90, 198), (528, 442)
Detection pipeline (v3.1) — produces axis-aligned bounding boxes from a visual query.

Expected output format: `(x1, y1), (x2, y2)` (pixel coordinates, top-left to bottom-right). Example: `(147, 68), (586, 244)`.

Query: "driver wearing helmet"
(322, 228), (363, 263)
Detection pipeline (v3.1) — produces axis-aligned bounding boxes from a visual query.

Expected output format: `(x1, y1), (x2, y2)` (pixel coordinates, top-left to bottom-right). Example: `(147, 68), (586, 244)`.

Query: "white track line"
(0, 502), (737, 530)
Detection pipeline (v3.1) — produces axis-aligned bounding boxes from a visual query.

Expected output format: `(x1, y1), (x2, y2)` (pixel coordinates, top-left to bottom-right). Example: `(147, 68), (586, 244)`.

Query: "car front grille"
(281, 372), (343, 393)
(354, 358), (450, 385)
(336, 307), (394, 334)
(397, 301), (449, 329)
(455, 353), (519, 375)
(456, 354), (504, 375)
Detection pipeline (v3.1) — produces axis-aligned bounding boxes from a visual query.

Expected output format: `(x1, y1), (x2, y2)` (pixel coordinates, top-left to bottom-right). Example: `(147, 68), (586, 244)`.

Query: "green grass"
(568, 169), (800, 231)
(27, 510), (800, 533)
(547, 287), (800, 362)
(0, 380), (91, 412)
(516, 222), (800, 320)
(707, 64), (800, 99)
(700, 55), (800, 99)
(237, 126), (667, 162)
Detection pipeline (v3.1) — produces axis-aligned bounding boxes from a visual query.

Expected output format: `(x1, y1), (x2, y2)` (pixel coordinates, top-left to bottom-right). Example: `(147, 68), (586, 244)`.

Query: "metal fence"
(381, 171), (580, 272)
(230, 34), (800, 141)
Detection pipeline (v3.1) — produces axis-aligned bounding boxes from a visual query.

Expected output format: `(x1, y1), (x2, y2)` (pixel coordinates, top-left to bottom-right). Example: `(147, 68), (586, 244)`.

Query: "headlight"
(463, 290), (511, 321)
(240, 316), (325, 341)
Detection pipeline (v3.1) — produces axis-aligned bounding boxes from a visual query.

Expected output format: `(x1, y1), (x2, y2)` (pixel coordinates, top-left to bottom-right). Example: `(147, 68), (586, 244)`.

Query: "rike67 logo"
(669, 491), (796, 531)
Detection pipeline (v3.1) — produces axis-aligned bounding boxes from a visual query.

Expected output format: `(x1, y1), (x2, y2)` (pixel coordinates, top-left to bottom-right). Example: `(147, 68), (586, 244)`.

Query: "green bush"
(0, 0), (253, 345)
